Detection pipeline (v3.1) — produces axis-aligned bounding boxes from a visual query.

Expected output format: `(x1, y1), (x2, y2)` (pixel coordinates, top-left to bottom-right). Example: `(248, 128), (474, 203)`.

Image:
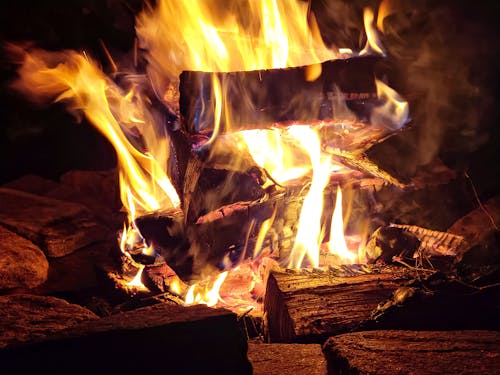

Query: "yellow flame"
(126, 265), (146, 288)
(371, 79), (409, 130)
(287, 126), (331, 269)
(360, 8), (385, 56)
(328, 186), (356, 263)
(185, 271), (228, 307)
(136, 0), (336, 79)
(240, 128), (312, 185)
(13, 49), (180, 219)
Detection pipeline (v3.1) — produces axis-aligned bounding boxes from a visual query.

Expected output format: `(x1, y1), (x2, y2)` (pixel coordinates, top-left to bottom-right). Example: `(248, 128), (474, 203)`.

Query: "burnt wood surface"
(0, 303), (252, 375)
(248, 342), (327, 375)
(264, 265), (413, 343)
(322, 330), (500, 375)
(180, 56), (380, 135)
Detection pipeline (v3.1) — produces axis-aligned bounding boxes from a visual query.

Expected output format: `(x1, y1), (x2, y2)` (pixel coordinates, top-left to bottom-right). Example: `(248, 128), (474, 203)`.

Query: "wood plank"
(0, 303), (252, 374)
(264, 265), (413, 343)
(322, 330), (500, 375)
(248, 343), (327, 375)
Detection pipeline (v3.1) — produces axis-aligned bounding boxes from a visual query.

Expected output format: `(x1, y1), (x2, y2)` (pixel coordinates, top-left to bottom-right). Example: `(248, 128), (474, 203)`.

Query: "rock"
(0, 188), (111, 257)
(248, 343), (327, 375)
(0, 226), (48, 290)
(0, 294), (97, 348)
(322, 330), (500, 375)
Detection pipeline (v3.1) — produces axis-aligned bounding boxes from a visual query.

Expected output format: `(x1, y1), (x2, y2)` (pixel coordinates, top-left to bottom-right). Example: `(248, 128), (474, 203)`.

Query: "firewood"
(0, 303), (252, 375)
(264, 265), (414, 343)
(180, 56), (380, 136)
(322, 330), (500, 375)
(247, 343), (327, 375)
(0, 188), (111, 257)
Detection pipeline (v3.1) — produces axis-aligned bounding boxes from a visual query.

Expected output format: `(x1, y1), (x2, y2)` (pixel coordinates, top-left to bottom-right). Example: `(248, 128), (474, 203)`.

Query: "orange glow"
(185, 271), (229, 307)
(328, 186), (357, 263)
(360, 8), (386, 56)
(126, 265), (147, 289)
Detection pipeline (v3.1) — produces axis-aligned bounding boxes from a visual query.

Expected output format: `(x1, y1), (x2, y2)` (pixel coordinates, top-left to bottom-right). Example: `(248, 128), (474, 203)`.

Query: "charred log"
(180, 56), (381, 136)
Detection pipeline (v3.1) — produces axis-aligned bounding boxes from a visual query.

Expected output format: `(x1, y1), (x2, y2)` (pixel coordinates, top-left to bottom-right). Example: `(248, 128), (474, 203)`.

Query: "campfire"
(1, 1), (499, 374)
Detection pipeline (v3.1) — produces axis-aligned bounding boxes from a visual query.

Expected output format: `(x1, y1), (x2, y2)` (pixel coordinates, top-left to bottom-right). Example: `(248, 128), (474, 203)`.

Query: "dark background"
(0, 0), (499, 199)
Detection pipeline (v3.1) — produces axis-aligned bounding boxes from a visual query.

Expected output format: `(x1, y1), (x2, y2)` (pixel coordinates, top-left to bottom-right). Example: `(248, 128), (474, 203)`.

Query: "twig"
(237, 306), (255, 321)
(465, 172), (499, 230)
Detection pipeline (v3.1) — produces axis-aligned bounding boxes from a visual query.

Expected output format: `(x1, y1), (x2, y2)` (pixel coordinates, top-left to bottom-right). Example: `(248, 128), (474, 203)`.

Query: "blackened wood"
(0, 188), (111, 257)
(264, 265), (413, 343)
(322, 330), (500, 375)
(248, 343), (327, 375)
(180, 57), (380, 135)
(0, 303), (252, 375)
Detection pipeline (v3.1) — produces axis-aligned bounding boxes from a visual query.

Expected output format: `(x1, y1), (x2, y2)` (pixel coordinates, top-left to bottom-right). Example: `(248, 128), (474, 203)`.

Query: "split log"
(0, 303), (252, 375)
(0, 226), (48, 290)
(247, 343), (327, 375)
(322, 330), (500, 375)
(0, 188), (112, 257)
(264, 265), (414, 343)
(180, 56), (380, 136)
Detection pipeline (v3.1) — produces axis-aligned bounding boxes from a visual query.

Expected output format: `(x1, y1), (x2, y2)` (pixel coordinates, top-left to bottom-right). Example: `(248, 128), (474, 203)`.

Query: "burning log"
(0, 303), (252, 375)
(264, 265), (413, 343)
(322, 330), (500, 375)
(180, 56), (380, 136)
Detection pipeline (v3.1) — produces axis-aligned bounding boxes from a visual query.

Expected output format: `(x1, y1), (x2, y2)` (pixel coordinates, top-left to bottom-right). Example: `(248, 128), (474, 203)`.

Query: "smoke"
(315, 0), (497, 177)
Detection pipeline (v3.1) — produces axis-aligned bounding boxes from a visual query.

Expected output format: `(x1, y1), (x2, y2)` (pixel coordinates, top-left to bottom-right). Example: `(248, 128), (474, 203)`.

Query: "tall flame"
(136, 0), (336, 78)
(328, 186), (356, 263)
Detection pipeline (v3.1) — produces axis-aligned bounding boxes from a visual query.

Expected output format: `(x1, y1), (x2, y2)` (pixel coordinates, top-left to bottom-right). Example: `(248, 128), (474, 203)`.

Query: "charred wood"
(322, 330), (500, 375)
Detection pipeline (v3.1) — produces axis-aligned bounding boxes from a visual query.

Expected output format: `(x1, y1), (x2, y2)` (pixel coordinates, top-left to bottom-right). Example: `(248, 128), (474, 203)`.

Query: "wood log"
(264, 265), (414, 343)
(322, 330), (500, 375)
(0, 188), (111, 257)
(247, 343), (327, 375)
(0, 303), (252, 375)
(180, 57), (381, 136)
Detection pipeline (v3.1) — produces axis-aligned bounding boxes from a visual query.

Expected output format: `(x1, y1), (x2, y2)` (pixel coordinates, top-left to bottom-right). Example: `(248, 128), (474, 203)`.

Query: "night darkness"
(1, 0), (499, 201)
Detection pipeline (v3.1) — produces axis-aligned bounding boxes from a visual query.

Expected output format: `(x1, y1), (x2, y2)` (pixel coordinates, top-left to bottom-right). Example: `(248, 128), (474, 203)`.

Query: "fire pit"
(1, 1), (499, 374)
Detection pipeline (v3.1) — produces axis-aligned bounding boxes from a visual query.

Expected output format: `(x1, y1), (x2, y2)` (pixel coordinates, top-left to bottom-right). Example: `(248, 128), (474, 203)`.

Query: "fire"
(10, 0), (411, 311)
(136, 0), (336, 79)
(185, 271), (228, 307)
(328, 186), (357, 263)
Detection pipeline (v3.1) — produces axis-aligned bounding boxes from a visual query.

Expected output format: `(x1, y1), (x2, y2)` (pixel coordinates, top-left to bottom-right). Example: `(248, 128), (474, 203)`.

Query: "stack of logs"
(1, 167), (499, 374)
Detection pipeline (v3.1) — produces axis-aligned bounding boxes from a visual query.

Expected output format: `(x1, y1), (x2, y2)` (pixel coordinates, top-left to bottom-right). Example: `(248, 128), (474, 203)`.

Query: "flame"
(371, 79), (410, 130)
(12, 48), (180, 220)
(360, 8), (386, 56)
(126, 265), (147, 289)
(240, 128), (312, 185)
(136, 0), (336, 80)
(328, 186), (357, 263)
(287, 126), (331, 269)
(185, 271), (228, 307)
